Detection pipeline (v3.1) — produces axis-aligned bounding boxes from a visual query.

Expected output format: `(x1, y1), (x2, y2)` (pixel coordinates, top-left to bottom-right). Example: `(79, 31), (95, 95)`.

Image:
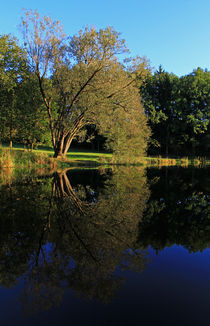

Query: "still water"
(0, 166), (210, 326)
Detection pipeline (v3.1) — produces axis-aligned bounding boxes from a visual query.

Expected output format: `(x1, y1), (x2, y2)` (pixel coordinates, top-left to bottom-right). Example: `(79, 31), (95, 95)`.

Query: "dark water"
(0, 166), (210, 326)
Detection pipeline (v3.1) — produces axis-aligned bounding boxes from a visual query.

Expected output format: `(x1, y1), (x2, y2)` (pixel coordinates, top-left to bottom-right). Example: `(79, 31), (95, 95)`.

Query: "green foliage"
(0, 34), (26, 88)
(20, 11), (150, 158)
(0, 34), (27, 143)
(140, 66), (180, 155)
(141, 66), (210, 156)
(16, 73), (51, 147)
(177, 68), (210, 155)
(0, 34), (50, 148)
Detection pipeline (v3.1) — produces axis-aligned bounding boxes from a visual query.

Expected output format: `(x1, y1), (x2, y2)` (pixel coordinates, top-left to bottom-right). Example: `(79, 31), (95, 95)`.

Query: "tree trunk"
(62, 134), (73, 156)
(53, 113), (85, 158)
(54, 170), (83, 211)
(54, 134), (73, 158)
(53, 134), (65, 158)
(9, 140), (12, 149)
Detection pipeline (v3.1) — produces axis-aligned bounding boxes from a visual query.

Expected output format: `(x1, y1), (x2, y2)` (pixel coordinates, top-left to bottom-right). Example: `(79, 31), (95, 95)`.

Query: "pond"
(0, 166), (210, 326)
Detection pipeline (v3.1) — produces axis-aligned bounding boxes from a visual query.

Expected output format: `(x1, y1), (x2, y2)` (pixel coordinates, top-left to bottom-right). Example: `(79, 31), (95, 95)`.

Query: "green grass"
(0, 144), (112, 168)
(3, 143), (111, 159)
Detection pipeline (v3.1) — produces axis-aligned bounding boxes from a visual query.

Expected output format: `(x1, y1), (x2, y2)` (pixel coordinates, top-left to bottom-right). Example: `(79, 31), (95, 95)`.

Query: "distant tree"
(178, 67), (210, 155)
(140, 66), (179, 155)
(140, 66), (210, 157)
(0, 34), (26, 146)
(20, 10), (150, 158)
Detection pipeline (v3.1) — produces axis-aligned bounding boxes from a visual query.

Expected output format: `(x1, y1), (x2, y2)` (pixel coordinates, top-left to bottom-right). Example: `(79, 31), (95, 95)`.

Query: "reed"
(0, 148), (14, 168)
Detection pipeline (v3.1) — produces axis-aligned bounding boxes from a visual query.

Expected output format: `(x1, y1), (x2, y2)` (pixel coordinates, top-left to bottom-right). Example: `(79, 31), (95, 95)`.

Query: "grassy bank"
(0, 147), (58, 169)
(0, 145), (209, 168)
(0, 146), (112, 169)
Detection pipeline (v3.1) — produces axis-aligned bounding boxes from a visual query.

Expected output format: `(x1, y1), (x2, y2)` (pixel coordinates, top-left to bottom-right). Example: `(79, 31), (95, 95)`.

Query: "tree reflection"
(0, 167), (149, 312)
(138, 167), (210, 253)
(0, 166), (209, 313)
(49, 167), (149, 303)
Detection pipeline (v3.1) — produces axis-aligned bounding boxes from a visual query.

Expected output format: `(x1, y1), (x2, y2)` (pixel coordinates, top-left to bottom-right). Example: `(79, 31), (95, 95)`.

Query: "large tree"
(20, 10), (150, 158)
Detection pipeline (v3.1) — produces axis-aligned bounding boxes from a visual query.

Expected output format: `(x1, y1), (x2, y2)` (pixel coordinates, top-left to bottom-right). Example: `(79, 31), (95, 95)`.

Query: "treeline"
(141, 66), (210, 157)
(0, 11), (209, 158)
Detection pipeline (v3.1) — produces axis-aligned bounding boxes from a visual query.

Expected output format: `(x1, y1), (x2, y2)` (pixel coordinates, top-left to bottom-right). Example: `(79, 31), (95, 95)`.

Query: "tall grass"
(0, 147), (58, 169)
(0, 148), (14, 168)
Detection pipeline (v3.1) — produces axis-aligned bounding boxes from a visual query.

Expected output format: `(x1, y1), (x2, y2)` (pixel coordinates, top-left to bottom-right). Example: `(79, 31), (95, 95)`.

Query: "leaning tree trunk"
(62, 134), (74, 156)
(54, 134), (65, 158)
(53, 113), (85, 158)
(54, 170), (84, 212)
(53, 133), (71, 158)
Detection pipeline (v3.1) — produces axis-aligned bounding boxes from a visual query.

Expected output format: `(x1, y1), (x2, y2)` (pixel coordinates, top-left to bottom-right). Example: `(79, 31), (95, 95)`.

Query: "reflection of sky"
(1, 245), (210, 325)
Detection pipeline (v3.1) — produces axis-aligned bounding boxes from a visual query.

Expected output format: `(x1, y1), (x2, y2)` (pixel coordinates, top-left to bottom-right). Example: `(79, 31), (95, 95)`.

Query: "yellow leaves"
(69, 25), (128, 66)
(20, 9), (65, 79)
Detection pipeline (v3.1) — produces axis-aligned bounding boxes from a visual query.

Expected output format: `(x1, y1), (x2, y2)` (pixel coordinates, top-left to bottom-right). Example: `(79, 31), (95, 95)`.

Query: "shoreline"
(0, 146), (209, 169)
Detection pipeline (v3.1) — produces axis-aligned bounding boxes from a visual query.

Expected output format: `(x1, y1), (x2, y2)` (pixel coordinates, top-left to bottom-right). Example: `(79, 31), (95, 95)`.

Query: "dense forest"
(0, 10), (209, 158)
(141, 66), (210, 157)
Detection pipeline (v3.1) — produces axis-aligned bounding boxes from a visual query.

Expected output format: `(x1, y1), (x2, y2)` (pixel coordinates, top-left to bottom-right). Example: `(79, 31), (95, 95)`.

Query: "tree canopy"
(20, 10), (151, 158)
(140, 66), (210, 156)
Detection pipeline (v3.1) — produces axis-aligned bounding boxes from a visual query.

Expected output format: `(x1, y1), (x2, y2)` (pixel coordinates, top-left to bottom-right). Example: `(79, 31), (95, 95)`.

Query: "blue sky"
(1, 0), (210, 76)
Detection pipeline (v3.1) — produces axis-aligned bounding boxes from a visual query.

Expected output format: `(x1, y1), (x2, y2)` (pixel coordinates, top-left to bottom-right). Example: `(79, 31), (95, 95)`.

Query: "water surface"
(0, 166), (209, 325)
